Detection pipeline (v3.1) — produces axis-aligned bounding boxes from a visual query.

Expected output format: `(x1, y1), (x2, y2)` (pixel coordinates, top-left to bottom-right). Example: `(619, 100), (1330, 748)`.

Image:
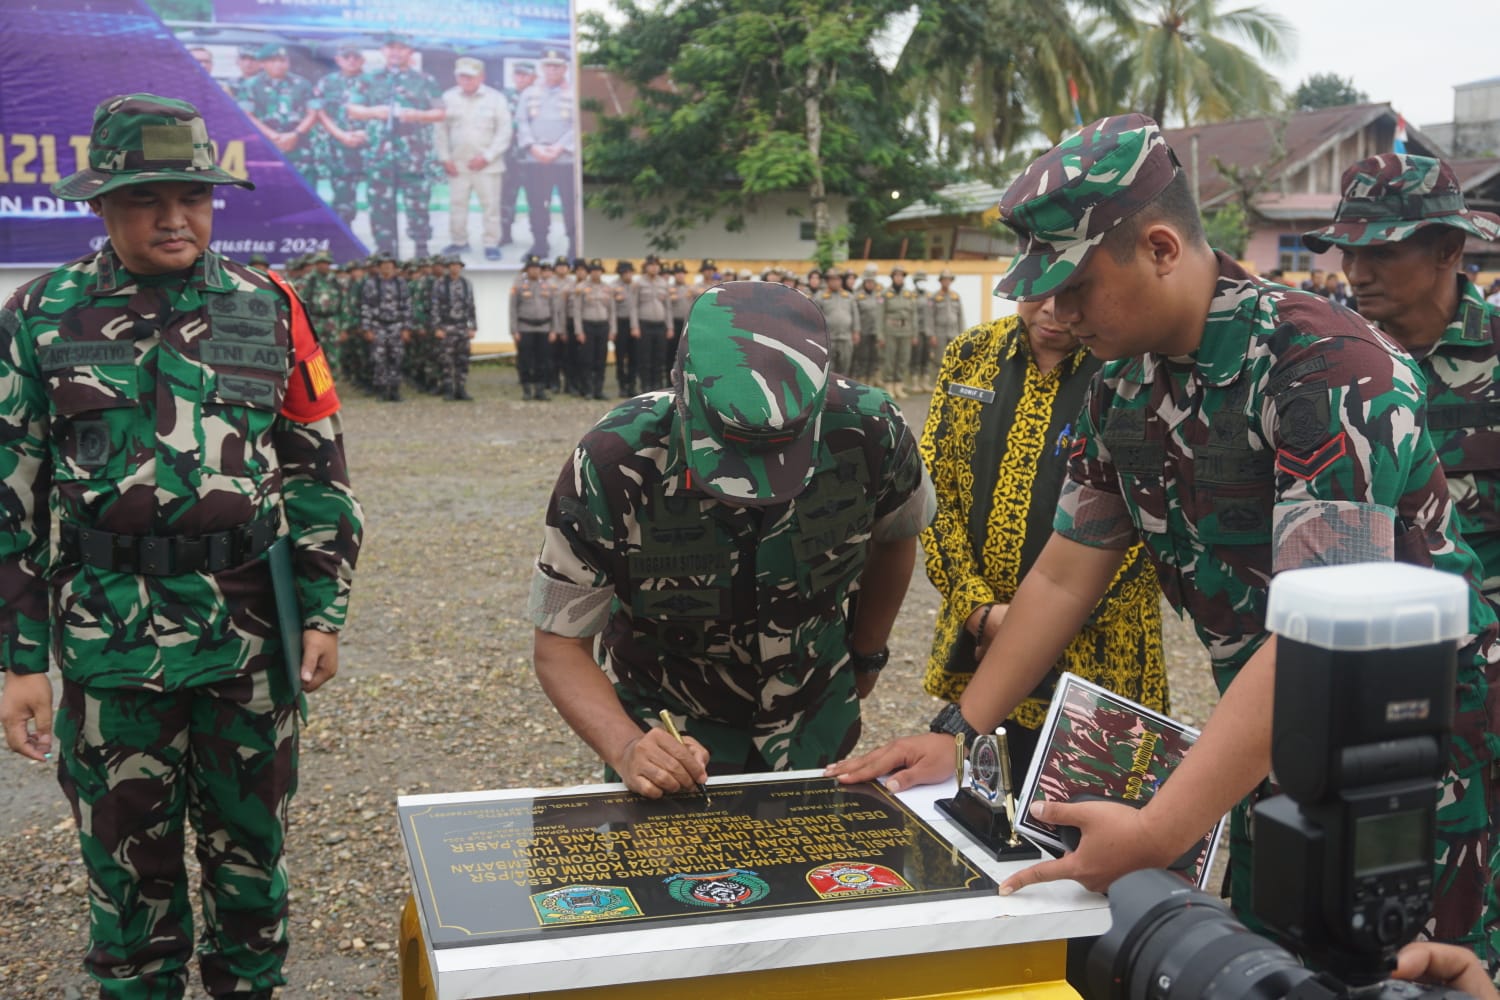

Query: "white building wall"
(580, 192), (849, 262)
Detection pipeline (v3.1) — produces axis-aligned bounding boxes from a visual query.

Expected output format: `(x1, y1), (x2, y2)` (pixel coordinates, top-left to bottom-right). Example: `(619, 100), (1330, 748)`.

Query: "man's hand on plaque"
(615, 728), (710, 799)
(823, 732), (953, 793)
(998, 798), (1160, 896)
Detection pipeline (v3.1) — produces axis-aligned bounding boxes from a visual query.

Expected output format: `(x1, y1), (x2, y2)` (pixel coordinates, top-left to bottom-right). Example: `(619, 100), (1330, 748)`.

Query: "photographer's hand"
(1394, 942), (1499, 999)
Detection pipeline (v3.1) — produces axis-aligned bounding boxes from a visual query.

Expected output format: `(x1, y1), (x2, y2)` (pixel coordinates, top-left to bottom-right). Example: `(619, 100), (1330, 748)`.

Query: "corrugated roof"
(885, 180), (1009, 222)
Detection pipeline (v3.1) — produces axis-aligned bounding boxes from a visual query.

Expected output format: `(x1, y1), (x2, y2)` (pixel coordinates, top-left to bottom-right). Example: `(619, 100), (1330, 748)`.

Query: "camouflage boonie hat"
(52, 94), (255, 201)
(673, 281), (830, 507)
(1301, 154), (1500, 253)
(310, 249), (333, 264)
(993, 113), (1179, 301)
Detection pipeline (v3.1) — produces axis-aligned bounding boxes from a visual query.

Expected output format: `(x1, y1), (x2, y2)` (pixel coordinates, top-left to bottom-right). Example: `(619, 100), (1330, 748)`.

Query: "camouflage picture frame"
(1014, 672), (1225, 890)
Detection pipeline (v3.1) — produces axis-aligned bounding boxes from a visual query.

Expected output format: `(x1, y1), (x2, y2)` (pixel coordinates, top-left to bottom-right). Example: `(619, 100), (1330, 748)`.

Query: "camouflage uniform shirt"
(531, 385), (935, 769)
(0, 245), (363, 688)
(1407, 276), (1500, 603)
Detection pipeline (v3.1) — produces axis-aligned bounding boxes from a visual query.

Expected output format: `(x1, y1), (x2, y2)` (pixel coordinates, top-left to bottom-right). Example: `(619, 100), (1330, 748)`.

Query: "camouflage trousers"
(319, 144), (363, 224)
(435, 323), (472, 396)
(367, 166), (432, 255)
(55, 670), (300, 1000)
(308, 315), (340, 376)
(369, 322), (405, 393)
(1226, 761), (1500, 968)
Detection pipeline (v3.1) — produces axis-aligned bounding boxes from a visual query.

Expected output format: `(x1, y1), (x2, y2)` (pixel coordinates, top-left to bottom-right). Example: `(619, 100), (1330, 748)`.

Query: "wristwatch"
(847, 646), (890, 675)
(929, 702), (980, 743)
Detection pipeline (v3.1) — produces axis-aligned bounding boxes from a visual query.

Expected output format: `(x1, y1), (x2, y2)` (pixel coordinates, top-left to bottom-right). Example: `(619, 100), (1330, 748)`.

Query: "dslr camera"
(1082, 563), (1475, 999)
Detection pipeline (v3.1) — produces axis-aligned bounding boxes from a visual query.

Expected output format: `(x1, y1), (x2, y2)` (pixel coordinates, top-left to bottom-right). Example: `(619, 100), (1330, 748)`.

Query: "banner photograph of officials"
(0, 0), (582, 270)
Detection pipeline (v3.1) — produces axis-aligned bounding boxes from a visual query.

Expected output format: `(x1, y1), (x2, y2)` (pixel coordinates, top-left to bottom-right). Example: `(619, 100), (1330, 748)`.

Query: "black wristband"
(848, 645), (889, 675)
(929, 702), (980, 743)
(972, 602), (996, 641)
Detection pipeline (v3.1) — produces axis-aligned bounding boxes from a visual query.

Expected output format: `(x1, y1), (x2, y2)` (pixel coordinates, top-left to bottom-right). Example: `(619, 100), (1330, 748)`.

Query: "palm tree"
(895, 0), (1134, 169)
(1109, 0), (1295, 125)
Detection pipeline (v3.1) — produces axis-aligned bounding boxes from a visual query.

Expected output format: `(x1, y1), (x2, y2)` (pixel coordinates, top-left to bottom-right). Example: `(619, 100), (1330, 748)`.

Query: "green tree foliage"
(1289, 73), (1369, 111)
(1202, 202), (1250, 257)
(895, 0), (1135, 167)
(1107, 0), (1295, 126)
(581, 0), (944, 254)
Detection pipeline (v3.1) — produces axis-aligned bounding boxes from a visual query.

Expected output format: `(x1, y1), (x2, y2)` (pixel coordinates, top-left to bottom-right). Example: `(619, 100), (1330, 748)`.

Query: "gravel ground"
(0, 365), (1217, 998)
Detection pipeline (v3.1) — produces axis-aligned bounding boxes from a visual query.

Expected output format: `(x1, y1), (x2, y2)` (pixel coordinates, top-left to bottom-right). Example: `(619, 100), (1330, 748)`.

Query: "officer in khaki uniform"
(511, 253), (560, 400)
(573, 258), (616, 400)
(852, 264), (883, 384)
(908, 270), (935, 392)
(880, 265), (920, 398)
(437, 57), (512, 259)
(612, 260), (637, 397)
(927, 268), (965, 383)
(813, 266), (859, 374)
(629, 255), (674, 392)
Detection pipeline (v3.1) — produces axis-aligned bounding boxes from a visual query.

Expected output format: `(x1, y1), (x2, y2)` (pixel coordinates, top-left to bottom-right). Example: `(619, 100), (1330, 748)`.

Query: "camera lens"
(1376, 902), (1408, 945)
(1086, 870), (1312, 1000)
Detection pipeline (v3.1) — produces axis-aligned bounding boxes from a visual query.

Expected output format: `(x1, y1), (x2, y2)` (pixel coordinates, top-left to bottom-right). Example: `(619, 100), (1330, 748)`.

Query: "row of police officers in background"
(510, 256), (968, 401)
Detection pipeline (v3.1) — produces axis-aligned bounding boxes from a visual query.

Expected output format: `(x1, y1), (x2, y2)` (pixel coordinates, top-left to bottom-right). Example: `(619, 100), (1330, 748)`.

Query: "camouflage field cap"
(248, 252), (269, 266)
(673, 281), (830, 506)
(1301, 154), (1500, 253)
(310, 249), (333, 264)
(53, 94), (255, 201)
(993, 113), (1179, 301)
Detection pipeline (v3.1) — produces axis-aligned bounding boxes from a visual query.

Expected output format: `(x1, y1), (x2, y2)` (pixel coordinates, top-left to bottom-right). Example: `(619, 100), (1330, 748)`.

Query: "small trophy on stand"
(936, 727), (1040, 860)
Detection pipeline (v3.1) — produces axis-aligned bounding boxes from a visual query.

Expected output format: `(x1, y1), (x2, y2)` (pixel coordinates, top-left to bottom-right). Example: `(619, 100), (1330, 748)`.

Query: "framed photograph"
(1014, 672), (1225, 890)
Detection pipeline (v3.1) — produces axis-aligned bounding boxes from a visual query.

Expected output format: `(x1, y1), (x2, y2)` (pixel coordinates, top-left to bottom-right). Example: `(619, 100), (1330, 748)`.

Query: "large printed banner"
(0, 0), (581, 270)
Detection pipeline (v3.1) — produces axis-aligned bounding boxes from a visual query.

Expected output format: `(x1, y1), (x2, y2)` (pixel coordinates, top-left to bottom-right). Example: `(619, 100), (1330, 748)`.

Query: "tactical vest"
(41, 285), (289, 484)
(1422, 300), (1500, 533)
(621, 448), (876, 660)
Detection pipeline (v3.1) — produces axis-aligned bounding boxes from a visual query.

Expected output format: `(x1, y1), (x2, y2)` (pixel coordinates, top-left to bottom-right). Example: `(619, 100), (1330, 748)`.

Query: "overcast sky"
(574, 1), (1497, 128)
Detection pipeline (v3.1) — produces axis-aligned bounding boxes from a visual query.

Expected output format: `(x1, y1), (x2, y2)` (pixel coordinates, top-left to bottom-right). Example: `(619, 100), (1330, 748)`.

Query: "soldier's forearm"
(848, 537), (916, 655)
(534, 629), (643, 769)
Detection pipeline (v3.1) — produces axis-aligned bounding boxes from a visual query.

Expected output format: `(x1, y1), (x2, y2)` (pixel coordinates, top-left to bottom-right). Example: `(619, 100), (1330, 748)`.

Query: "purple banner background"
(211, 0), (570, 43)
(0, 0), (364, 266)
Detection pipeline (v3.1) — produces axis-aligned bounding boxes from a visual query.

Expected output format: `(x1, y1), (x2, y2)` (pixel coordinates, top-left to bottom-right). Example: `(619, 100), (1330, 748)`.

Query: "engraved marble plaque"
(399, 777), (995, 947)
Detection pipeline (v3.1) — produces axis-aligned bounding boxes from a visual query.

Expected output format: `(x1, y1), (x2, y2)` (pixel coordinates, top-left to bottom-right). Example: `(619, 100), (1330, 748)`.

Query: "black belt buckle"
(177, 535), (206, 574)
(112, 532), (139, 574)
(139, 537), (171, 575)
(206, 532), (233, 572)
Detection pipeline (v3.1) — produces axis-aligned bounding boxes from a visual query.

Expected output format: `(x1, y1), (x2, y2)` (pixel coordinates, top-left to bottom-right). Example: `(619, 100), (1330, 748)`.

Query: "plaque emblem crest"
(806, 863), (912, 899)
(663, 869), (769, 908)
(529, 884), (642, 926)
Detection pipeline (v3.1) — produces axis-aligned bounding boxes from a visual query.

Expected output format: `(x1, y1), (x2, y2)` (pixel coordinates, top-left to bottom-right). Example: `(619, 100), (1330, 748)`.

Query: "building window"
(1278, 235), (1314, 272)
(799, 221), (816, 241)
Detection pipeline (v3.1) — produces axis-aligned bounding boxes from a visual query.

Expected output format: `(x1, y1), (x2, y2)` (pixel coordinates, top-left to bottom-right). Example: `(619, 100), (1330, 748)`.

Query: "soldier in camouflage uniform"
(430, 254), (477, 400)
(852, 264), (883, 384)
(225, 44), (261, 105)
(339, 258), (371, 390)
(241, 44), (319, 188)
(299, 250), (343, 375)
(814, 265), (858, 374)
(313, 41), (370, 226)
(360, 251), (411, 401)
(1304, 154), (1500, 604)
(0, 94), (362, 1000)
(531, 281), (935, 795)
(405, 258), (435, 393)
(829, 114), (1500, 964)
(347, 35), (445, 257)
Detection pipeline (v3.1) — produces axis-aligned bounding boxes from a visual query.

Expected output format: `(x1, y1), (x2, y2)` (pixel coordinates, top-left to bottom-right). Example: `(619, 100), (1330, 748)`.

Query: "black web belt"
(59, 509), (282, 576)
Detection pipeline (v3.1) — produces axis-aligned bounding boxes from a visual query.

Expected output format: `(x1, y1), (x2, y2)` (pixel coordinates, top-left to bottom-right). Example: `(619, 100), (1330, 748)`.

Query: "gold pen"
(658, 709), (711, 803)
